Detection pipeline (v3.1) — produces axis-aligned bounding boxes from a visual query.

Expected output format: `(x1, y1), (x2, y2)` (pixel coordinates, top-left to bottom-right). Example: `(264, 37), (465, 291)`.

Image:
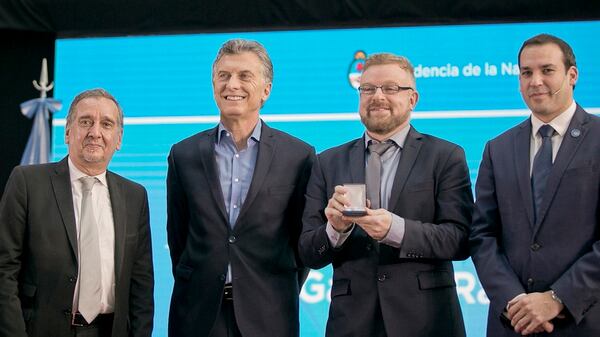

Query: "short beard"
(360, 110), (409, 135)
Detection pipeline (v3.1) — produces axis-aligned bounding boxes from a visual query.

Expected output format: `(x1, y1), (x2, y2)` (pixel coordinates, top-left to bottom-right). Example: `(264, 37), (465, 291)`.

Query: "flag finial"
(32, 58), (54, 98)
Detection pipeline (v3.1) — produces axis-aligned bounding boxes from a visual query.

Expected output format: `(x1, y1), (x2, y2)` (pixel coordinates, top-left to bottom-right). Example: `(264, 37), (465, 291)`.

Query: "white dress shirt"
(68, 158), (115, 314)
(529, 100), (576, 175)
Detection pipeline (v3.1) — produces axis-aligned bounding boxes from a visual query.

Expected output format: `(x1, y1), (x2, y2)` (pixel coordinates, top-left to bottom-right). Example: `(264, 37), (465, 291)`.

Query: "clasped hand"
(325, 185), (392, 240)
(506, 291), (565, 335)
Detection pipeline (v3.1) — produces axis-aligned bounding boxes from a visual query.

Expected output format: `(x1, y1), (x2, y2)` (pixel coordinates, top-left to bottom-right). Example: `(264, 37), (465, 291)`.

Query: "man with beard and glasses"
(470, 34), (600, 336)
(299, 53), (473, 336)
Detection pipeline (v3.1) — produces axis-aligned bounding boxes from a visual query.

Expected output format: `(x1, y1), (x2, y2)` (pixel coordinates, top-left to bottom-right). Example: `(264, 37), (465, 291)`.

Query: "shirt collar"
(68, 157), (108, 187)
(364, 124), (411, 149)
(217, 119), (262, 145)
(530, 100), (576, 138)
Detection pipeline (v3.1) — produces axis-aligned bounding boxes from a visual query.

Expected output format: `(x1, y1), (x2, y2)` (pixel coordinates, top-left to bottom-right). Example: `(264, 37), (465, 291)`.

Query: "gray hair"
(212, 38), (273, 83)
(66, 88), (123, 129)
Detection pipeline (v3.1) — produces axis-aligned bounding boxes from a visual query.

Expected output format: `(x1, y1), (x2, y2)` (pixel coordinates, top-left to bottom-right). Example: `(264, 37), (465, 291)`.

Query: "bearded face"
(358, 64), (418, 138)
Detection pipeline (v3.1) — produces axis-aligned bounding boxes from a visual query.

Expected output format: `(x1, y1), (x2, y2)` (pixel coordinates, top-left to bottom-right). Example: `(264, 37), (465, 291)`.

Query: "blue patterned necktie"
(531, 124), (555, 223)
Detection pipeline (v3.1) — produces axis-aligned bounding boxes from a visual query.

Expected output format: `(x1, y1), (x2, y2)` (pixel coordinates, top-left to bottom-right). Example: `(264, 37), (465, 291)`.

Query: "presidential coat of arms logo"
(347, 50), (367, 89)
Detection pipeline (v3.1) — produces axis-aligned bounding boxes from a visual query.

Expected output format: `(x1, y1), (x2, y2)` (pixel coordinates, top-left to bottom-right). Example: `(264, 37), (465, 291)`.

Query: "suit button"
(378, 274), (387, 282)
(68, 276), (77, 283)
(219, 274), (226, 281)
(527, 278), (534, 285)
(530, 243), (541, 251)
(228, 235), (237, 244)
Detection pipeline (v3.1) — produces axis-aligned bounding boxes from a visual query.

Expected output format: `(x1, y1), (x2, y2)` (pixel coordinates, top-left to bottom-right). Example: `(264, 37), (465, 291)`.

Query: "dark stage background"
(1, 0), (599, 191)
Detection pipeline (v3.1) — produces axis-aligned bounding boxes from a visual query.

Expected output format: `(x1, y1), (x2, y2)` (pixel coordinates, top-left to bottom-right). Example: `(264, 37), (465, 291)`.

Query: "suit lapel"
(388, 126), (423, 211)
(534, 106), (589, 233)
(50, 157), (78, 260)
(514, 119), (535, 228)
(348, 137), (366, 184)
(107, 172), (127, 281)
(199, 127), (229, 223)
(235, 122), (275, 225)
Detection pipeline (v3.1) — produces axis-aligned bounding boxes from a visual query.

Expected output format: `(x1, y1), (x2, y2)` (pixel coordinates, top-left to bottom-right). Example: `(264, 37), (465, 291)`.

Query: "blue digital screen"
(53, 20), (600, 337)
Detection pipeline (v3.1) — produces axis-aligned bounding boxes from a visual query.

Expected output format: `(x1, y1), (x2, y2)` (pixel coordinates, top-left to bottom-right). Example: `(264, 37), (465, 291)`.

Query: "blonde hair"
(364, 53), (416, 85)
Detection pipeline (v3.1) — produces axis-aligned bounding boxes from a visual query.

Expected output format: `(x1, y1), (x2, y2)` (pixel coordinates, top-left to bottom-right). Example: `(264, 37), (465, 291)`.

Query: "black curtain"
(0, 29), (55, 195)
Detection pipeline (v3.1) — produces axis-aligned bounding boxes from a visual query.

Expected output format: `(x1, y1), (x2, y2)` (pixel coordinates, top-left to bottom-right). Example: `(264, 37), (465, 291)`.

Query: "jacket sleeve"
(298, 156), (338, 269)
(399, 145), (474, 261)
(469, 142), (526, 317)
(288, 148), (316, 287)
(166, 147), (190, 275)
(0, 167), (29, 337)
(128, 188), (154, 337)
(551, 177), (600, 324)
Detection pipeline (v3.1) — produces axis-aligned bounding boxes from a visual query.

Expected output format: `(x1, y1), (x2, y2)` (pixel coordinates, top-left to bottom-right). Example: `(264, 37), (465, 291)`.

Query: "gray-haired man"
(167, 39), (315, 337)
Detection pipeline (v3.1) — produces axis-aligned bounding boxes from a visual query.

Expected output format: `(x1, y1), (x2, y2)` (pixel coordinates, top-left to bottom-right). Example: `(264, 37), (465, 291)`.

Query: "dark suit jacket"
(166, 121), (315, 337)
(0, 157), (154, 337)
(299, 126), (473, 337)
(470, 106), (600, 336)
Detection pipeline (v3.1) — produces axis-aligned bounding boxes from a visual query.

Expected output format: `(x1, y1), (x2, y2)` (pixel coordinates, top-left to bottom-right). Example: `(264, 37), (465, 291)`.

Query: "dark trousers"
(373, 300), (387, 337)
(209, 299), (242, 337)
(72, 314), (113, 337)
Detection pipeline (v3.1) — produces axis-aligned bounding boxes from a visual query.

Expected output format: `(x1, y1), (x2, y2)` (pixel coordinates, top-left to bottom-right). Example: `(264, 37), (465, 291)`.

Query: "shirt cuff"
(326, 222), (354, 248)
(378, 214), (405, 248)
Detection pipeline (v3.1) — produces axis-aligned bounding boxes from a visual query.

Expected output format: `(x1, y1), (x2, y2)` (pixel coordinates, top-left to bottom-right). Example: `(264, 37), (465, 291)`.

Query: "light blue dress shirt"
(214, 120), (261, 282)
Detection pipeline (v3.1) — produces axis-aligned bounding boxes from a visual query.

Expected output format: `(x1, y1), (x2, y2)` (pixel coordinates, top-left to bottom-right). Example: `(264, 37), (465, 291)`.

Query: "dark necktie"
(366, 141), (394, 209)
(531, 124), (555, 223)
(78, 176), (102, 323)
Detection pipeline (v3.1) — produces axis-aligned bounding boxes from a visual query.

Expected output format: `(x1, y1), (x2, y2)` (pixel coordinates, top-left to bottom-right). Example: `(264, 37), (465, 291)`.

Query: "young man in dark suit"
(470, 34), (600, 336)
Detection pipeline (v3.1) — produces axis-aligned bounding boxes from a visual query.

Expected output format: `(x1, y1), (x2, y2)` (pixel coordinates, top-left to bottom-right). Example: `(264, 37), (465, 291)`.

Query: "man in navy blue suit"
(470, 34), (600, 336)
(167, 39), (314, 337)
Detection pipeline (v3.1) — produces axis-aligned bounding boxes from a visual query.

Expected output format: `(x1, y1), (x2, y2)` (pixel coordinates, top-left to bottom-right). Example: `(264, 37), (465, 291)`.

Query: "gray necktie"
(366, 141), (394, 209)
(78, 176), (102, 323)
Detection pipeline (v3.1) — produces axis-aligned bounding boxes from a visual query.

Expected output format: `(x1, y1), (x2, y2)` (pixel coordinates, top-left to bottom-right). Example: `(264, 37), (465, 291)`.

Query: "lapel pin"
(570, 129), (581, 138)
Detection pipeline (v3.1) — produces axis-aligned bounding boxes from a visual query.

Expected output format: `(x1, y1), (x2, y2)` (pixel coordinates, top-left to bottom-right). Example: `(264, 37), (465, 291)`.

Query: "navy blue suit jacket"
(167, 121), (314, 337)
(470, 106), (600, 336)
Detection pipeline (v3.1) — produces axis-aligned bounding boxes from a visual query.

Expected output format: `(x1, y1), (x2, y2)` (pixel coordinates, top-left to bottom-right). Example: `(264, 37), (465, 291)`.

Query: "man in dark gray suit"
(0, 88), (154, 337)
(167, 39), (314, 337)
(299, 53), (473, 336)
(470, 34), (600, 336)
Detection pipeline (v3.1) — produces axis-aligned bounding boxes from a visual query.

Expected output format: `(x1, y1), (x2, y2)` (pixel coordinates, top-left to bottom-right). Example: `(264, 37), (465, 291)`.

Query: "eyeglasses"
(357, 84), (414, 95)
